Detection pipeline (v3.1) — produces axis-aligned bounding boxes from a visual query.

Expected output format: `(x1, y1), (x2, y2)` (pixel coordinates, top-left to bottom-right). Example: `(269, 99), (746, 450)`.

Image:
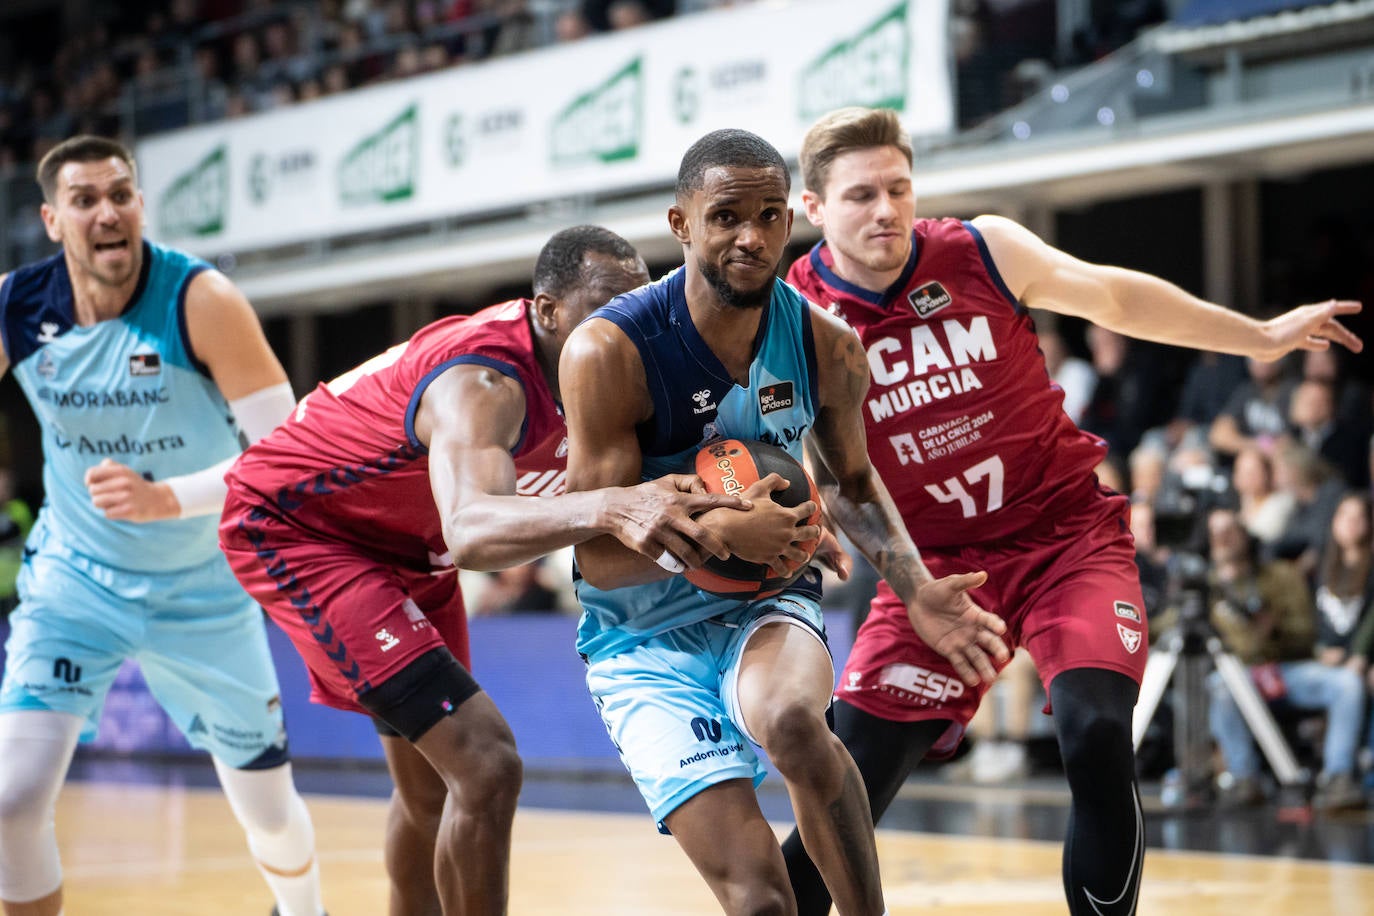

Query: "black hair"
(675, 128), (789, 201)
(532, 224), (640, 298)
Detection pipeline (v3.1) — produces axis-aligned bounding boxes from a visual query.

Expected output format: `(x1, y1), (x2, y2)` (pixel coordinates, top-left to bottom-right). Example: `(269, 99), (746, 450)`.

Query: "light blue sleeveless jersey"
(1, 241), (243, 573)
(574, 270), (821, 662)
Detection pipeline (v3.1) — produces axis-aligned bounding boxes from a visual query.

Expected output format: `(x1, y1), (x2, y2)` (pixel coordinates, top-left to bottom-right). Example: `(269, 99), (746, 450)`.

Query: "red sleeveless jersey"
(787, 218), (1106, 547)
(226, 300), (568, 569)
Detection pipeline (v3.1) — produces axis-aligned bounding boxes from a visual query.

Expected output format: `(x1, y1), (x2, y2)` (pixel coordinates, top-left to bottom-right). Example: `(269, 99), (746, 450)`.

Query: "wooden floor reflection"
(54, 779), (1374, 915)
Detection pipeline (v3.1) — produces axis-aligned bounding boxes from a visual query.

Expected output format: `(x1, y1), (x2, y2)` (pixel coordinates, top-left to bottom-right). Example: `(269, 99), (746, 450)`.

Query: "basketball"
(684, 438), (822, 600)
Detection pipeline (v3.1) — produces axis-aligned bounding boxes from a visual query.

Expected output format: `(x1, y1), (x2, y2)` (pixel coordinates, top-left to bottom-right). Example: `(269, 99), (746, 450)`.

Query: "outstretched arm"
(422, 359), (743, 572)
(975, 214), (1363, 361)
(86, 270), (295, 522)
(805, 305), (1008, 685)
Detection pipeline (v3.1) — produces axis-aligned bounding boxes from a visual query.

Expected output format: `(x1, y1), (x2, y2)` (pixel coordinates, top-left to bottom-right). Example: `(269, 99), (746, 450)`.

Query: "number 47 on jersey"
(924, 455), (1004, 519)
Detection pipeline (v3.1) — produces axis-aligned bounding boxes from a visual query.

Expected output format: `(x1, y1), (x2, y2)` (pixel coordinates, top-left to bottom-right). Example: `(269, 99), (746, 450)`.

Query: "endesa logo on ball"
(705, 441), (746, 495)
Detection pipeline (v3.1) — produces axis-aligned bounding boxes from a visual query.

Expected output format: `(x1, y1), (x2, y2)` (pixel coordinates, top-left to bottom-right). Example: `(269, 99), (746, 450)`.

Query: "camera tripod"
(1131, 585), (1308, 811)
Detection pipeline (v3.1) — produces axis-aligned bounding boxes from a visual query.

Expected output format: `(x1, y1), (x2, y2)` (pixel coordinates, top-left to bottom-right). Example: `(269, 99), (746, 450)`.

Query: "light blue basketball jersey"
(574, 270), (821, 663)
(1, 241), (243, 573)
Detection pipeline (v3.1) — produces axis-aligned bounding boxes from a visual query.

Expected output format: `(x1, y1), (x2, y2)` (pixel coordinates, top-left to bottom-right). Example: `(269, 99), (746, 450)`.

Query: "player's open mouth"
(94, 240), (128, 253)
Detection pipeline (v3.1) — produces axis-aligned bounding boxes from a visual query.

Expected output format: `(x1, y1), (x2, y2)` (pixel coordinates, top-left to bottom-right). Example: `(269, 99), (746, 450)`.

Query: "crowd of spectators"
(0, 0), (729, 170)
(1089, 318), (1374, 810)
(0, 0), (1172, 173)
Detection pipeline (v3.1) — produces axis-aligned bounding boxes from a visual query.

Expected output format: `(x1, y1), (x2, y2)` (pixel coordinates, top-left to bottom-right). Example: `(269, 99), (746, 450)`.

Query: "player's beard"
(698, 256), (773, 311)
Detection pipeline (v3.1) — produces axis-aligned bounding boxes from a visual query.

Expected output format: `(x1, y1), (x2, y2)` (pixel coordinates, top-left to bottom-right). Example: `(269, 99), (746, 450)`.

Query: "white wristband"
(656, 550), (686, 573)
(229, 381), (296, 444)
(165, 455), (236, 518)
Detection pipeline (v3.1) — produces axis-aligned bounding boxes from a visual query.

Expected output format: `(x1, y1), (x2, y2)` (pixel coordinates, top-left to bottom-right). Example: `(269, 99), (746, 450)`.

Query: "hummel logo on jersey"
(908, 281), (952, 317)
(692, 389), (716, 415)
(37, 321), (62, 343)
(889, 433), (922, 464)
(37, 351), (57, 379)
(129, 352), (162, 376)
(376, 628), (400, 652)
(759, 381), (794, 415)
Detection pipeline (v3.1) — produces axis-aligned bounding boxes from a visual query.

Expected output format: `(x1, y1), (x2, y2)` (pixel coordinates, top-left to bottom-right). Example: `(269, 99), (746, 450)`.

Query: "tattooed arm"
(805, 304), (1009, 685)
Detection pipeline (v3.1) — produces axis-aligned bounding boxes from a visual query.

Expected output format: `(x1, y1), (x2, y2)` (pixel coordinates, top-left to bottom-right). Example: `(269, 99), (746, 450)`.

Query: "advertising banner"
(138, 0), (952, 255)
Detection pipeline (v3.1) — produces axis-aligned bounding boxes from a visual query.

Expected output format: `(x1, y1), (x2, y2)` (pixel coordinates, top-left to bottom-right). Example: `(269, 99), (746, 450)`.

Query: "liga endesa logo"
(758, 381), (795, 415)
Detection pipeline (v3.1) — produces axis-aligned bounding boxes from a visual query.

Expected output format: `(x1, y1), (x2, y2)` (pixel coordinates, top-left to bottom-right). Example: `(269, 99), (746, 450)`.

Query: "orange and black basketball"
(685, 438), (821, 600)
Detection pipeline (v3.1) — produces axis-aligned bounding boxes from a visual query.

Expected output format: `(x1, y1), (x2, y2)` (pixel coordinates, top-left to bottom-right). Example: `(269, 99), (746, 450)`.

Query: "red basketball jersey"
(227, 300), (567, 569)
(787, 218), (1106, 546)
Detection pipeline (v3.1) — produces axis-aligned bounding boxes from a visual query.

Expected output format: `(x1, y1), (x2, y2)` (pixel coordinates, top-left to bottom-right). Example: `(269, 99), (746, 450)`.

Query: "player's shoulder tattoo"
(828, 328), (869, 401)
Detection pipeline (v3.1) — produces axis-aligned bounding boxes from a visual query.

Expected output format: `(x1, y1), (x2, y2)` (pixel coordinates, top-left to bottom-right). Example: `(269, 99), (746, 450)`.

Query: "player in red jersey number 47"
(781, 107), (1363, 916)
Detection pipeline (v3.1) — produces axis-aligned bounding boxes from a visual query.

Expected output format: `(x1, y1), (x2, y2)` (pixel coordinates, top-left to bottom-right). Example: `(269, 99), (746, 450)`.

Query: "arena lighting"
(1097, 107), (1116, 126)
(1137, 69), (1156, 88)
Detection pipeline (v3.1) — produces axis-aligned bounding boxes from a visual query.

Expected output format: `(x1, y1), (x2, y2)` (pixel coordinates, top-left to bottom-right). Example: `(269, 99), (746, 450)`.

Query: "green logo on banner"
(445, 113), (466, 168)
(550, 58), (641, 168)
(158, 145), (227, 238)
(798, 2), (908, 121)
(339, 104), (418, 206)
(673, 67), (699, 125)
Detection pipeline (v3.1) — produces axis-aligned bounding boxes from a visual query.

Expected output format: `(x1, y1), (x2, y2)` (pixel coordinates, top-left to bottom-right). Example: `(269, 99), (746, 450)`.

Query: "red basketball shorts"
(221, 497), (469, 716)
(835, 488), (1146, 753)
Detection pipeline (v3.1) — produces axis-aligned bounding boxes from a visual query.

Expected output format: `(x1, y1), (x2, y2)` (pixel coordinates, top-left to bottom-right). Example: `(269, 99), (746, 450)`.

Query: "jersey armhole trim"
(404, 354), (529, 452)
(0, 272), (14, 365)
(175, 265), (212, 378)
(800, 297), (821, 412)
(962, 220), (1023, 314)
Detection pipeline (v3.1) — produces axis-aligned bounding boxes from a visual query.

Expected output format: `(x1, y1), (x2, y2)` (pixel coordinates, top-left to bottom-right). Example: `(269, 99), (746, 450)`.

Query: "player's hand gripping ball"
(685, 438), (821, 600)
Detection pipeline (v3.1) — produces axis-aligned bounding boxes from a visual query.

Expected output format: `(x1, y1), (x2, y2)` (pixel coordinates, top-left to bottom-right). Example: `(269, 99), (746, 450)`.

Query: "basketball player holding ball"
(559, 128), (1010, 916)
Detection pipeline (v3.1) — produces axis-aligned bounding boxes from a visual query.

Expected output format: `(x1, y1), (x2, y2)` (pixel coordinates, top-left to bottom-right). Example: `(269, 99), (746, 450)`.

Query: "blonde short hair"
(799, 107), (912, 198)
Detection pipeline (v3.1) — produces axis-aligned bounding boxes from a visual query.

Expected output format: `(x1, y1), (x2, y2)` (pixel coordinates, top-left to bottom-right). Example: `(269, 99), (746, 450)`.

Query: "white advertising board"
(138, 0), (952, 255)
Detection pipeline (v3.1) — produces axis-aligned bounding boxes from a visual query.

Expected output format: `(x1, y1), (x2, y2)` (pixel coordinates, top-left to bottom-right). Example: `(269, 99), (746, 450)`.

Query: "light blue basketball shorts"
(0, 528), (287, 768)
(585, 594), (829, 832)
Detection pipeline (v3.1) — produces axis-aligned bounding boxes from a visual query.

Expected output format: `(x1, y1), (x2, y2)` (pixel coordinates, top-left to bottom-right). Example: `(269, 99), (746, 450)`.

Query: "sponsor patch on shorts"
(1114, 600), (1140, 623)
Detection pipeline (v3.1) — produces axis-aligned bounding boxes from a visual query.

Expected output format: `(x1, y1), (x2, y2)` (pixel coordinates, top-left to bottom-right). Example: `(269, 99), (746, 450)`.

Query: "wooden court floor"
(52, 778), (1374, 915)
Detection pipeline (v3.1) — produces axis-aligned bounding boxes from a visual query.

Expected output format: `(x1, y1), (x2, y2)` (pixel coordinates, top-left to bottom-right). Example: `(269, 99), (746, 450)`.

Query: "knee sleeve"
(1052, 669), (1138, 790)
(214, 759), (317, 872)
(1051, 669), (1144, 916)
(0, 711), (83, 902)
